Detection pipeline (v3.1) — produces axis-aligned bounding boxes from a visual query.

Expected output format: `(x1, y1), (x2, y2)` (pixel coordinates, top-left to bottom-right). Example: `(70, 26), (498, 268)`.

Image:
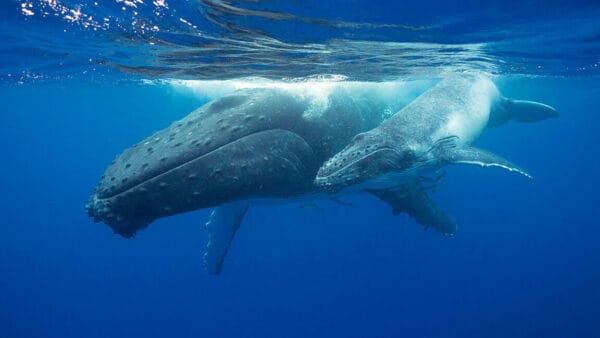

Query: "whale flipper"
(368, 183), (456, 235)
(490, 98), (559, 127)
(204, 201), (249, 275)
(441, 146), (532, 179)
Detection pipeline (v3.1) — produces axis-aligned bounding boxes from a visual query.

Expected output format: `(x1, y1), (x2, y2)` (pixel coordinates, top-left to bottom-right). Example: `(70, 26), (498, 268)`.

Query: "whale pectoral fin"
(203, 201), (249, 275)
(442, 146), (532, 179)
(490, 98), (559, 127)
(368, 183), (456, 235)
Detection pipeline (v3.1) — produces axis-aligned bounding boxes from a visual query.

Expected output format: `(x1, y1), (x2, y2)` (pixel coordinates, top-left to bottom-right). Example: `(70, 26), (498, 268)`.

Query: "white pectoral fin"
(203, 201), (249, 275)
(442, 146), (532, 179)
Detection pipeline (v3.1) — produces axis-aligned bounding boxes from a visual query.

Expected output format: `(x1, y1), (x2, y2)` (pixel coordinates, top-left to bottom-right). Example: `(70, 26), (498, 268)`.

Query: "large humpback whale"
(315, 74), (558, 234)
(86, 84), (434, 274)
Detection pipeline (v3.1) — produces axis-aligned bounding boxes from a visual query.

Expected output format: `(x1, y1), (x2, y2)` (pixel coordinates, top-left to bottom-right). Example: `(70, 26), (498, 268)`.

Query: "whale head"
(86, 89), (318, 237)
(314, 131), (431, 191)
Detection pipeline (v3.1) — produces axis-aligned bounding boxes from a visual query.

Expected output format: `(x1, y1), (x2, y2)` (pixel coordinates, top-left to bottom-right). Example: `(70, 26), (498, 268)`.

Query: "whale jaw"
(85, 194), (153, 238)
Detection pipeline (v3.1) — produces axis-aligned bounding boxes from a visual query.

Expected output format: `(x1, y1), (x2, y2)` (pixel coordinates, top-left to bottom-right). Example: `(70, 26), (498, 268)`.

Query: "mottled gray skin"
(315, 74), (558, 190)
(86, 88), (385, 237)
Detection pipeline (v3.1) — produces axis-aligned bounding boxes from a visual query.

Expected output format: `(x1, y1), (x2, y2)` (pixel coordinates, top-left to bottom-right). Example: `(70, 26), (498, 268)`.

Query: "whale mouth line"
(315, 147), (399, 186)
(98, 128), (307, 200)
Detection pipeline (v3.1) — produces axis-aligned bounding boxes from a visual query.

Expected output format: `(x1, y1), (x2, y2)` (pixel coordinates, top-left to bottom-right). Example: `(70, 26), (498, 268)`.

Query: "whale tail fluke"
(506, 99), (559, 122)
(490, 98), (559, 127)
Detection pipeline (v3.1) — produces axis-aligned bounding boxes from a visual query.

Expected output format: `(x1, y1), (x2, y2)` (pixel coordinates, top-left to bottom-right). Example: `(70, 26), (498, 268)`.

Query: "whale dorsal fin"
(440, 145), (532, 179)
(489, 98), (559, 127)
(368, 182), (457, 235)
(203, 201), (249, 275)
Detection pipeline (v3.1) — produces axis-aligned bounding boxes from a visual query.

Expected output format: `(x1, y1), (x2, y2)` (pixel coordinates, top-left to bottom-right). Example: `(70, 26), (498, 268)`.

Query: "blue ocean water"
(1, 1), (599, 337)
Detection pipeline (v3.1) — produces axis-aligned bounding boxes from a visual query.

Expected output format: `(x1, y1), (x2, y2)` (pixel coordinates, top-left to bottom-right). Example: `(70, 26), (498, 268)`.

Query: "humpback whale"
(86, 85), (426, 274)
(315, 74), (558, 234)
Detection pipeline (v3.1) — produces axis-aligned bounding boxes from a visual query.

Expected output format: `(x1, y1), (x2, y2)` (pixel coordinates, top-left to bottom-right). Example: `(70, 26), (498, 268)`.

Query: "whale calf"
(86, 84), (438, 274)
(315, 74), (558, 234)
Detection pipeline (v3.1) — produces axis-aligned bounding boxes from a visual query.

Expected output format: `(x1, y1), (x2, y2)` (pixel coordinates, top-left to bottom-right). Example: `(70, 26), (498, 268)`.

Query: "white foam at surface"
(147, 76), (438, 117)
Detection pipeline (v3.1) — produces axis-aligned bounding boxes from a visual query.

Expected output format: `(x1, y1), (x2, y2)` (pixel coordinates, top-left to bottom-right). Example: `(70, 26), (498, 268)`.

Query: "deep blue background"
(1, 77), (598, 337)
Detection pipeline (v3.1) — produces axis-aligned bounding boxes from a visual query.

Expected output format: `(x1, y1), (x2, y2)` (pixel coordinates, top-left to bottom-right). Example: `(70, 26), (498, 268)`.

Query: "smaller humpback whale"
(315, 74), (558, 234)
